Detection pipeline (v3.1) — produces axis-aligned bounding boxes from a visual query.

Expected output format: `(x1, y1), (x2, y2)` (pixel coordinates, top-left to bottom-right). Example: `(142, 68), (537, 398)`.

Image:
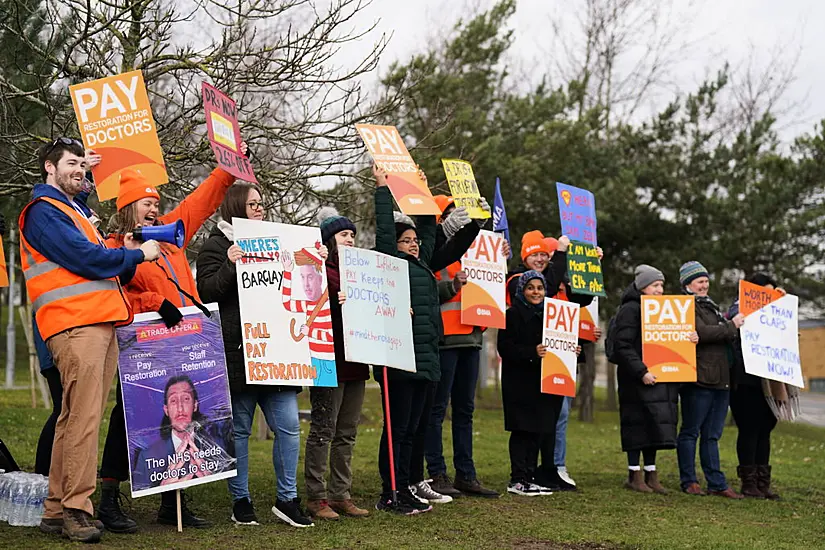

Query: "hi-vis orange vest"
(435, 261), (475, 335)
(19, 196), (133, 341)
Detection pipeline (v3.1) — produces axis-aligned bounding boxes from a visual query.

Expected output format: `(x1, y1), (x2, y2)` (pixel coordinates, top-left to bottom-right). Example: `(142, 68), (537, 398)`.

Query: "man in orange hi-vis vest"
(19, 138), (160, 544)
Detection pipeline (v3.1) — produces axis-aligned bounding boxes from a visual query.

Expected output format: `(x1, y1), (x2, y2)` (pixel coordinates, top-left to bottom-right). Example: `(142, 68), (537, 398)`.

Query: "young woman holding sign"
(196, 183), (314, 528)
(498, 270), (580, 496)
(611, 265), (698, 493)
(91, 145), (245, 532)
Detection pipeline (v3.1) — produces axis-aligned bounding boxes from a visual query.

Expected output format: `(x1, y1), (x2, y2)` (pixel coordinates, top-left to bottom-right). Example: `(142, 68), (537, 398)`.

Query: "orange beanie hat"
(521, 230), (551, 261)
(116, 169), (160, 211)
(543, 237), (559, 253)
(433, 195), (455, 222)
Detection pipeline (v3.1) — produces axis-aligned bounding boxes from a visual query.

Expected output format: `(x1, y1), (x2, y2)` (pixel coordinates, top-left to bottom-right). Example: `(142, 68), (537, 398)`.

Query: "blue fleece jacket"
(22, 184), (144, 281)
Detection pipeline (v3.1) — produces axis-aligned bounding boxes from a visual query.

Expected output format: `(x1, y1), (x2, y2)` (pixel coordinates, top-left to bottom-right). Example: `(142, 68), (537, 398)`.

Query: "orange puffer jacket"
(105, 167), (235, 313)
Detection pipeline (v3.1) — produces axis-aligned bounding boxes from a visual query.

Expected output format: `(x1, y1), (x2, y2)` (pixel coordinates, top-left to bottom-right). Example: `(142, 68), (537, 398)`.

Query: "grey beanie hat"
(634, 264), (665, 291)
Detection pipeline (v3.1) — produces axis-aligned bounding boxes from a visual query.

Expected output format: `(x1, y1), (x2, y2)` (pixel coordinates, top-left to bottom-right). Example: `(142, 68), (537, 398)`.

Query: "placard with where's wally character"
(234, 218), (337, 387)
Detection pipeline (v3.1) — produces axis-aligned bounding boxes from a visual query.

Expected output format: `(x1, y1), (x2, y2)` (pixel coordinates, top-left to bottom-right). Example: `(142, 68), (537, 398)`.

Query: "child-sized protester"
(498, 270), (579, 496)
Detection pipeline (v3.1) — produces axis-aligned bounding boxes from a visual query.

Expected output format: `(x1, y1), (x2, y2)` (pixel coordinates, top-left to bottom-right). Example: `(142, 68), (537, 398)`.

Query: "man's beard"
(55, 170), (83, 196)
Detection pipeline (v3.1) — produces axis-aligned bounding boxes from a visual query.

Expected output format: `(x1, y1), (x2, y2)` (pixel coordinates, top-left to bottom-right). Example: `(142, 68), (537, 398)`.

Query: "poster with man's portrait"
(117, 305), (237, 498)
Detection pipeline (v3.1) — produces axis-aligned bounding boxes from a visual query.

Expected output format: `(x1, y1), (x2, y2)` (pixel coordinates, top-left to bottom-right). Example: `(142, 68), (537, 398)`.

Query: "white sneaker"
(411, 481), (453, 504)
(557, 468), (576, 487)
(507, 481), (543, 496)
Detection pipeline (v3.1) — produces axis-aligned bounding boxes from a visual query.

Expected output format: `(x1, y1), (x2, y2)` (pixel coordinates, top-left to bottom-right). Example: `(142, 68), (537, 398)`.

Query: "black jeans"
(509, 431), (541, 484)
(35, 368), (63, 476)
(535, 396), (563, 477)
(730, 385), (777, 465)
(377, 373), (429, 495)
(100, 379), (129, 481)
(409, 382), (437, 485)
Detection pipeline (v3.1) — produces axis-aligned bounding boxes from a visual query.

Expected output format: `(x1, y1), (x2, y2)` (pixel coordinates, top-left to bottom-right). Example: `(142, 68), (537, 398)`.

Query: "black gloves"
(158, 299), (184, 328)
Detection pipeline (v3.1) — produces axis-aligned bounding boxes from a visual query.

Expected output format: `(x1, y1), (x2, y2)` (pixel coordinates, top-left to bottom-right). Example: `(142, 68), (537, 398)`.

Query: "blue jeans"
(425, 347), (480, 480)
(677, 385), (730, 491)
(554, 396), (571, 467)
(228, 388), (300, 502)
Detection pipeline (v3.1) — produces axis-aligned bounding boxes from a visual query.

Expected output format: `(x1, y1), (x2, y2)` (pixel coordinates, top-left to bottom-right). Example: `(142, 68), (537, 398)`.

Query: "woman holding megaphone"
(90, 142), (247, 533)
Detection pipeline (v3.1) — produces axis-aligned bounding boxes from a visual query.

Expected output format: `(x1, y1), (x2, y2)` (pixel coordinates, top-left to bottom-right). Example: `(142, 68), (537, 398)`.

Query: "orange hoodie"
(105, 167), (235, 313)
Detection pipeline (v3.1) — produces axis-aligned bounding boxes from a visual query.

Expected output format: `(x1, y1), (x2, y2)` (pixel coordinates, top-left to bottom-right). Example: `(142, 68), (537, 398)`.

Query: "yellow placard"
(70, 70), (168, 201)
(641, 296), (697, 382)
(355, 124), (440, 215)
(441, 159), (490, 219)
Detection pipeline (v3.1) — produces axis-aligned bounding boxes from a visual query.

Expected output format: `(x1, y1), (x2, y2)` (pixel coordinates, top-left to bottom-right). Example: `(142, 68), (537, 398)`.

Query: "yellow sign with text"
(441, 159), (490, 219)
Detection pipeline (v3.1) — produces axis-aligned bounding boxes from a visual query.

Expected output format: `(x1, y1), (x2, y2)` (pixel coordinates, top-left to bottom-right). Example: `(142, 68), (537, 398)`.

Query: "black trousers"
(99, 379), (129, 481)
(534, 395), (563, 480)
(35, 368), (63, 476)
(627, 448), (657, 467)
(377, 373), (429, 495)
(509, 431), (541, 483)
(730, 384), (777, 466)
(409, 381), (437, 485)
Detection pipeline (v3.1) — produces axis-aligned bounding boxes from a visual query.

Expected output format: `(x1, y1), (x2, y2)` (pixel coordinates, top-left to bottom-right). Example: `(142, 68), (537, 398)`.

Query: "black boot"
(97, 480), (139, 533)
(737, 465), (762, 498)
(158, 490), (211, 528)
(756, 465), (781, 500)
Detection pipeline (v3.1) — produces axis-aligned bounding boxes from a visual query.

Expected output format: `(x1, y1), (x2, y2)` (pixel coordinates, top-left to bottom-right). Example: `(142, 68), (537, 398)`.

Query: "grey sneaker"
(411, 480), (453, 504)
(507, 481), (543, 496)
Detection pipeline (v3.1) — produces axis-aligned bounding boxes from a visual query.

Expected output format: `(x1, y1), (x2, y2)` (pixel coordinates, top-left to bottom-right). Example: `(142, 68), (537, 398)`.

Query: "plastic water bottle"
(28, 476), (48, 526)
(8, 475), (26, 526)
(0, 474), (9, 522)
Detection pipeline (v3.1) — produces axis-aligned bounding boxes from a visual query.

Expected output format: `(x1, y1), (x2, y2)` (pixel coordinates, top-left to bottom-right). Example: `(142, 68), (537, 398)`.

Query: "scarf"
(683, 287), (726, 323)
(516, 270), (546, 316)
(763, 378), (801, 422)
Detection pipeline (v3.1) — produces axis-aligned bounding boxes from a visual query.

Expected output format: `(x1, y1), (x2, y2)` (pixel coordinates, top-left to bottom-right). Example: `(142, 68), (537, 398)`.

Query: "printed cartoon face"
(300, 263), (323, 301)
(164, 381), (198, 433)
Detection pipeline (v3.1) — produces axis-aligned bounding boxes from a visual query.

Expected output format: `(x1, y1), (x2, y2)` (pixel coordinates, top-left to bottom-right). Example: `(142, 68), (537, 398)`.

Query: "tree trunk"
(578, 341), (596, 422)
(605, 362), (618, 411)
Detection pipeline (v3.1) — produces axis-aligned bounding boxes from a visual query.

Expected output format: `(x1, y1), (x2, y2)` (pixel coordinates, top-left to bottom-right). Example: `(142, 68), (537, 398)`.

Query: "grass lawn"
(0, 372), (822, 550)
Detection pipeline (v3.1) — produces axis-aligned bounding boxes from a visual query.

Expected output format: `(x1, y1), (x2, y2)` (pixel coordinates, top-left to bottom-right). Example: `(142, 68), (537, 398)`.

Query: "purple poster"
(556, 182), (597, 245)
(117, 304), (236, 498)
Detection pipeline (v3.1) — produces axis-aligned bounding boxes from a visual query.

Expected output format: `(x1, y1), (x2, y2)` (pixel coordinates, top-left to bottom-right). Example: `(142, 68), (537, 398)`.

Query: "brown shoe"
(643, 470), (668, 494)
(329, 499), (370, 518)
(708, 487), (744, 500)
(737, 465), (763, 498)
(623, 470), (653, 493)
(40, 516), (105, 535)
(681, 482), (706, 495)
(305, 499), (339, 520)
(62, 508), (102, 543)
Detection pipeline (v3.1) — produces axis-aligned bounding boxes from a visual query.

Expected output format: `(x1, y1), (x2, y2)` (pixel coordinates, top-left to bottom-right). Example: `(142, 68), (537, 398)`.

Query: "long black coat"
(613, 284), (679, 451)
(498, 299), (563, 433)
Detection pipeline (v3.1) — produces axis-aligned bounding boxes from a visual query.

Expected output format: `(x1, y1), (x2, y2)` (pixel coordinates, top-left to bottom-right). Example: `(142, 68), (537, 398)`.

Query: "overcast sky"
(344, 0), (825, 140)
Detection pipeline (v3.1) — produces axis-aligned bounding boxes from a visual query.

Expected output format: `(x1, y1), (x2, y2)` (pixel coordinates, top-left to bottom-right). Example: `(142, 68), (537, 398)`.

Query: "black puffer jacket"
(613, 284), (679, 451)
(196, 221), (297, 394)
(498, 298), (564, 433)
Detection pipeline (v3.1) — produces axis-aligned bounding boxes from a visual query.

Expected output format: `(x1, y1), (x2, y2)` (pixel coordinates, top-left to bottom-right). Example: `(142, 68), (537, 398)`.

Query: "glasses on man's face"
(397, 238), (421, 246)
(246, 201), (264, 211)
(44, 137), (83, 158)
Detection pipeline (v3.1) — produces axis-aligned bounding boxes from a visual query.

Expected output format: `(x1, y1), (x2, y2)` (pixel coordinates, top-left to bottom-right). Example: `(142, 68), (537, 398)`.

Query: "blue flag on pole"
(493, 177), (512, 258)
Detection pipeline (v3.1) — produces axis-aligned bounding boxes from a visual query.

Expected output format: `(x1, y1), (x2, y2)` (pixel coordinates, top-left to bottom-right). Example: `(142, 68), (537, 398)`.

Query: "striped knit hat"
(679, 261), (709, 287)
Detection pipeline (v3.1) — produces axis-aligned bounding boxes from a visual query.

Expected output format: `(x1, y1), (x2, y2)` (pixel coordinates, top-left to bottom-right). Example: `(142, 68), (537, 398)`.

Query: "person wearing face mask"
(20, 138), (159, 543)
(498, 271), (580, 496)
(728, 273), (798, 500)
(97, 144), (247, 531)
(298, 207), (371, 521)
(612, 265), (698, 493)
(676, 261), (745, 499)
(196, 183), (313, 528)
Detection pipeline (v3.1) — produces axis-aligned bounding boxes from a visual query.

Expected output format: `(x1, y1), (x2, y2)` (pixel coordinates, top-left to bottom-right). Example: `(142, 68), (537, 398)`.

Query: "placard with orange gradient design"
(0, 240), (8, 287)
(579, 297), (599, 341)
(641, 296), (697, 382)
(460, 230), (506, 329)
(355, 124), (440, 215)
(541, 297), (580, 397)
(70, 70), (167, 201)
(739, 280), (783, 316)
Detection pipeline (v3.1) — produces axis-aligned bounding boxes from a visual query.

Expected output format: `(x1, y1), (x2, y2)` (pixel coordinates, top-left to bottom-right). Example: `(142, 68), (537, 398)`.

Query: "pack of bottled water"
(0, 471), (49, 527)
